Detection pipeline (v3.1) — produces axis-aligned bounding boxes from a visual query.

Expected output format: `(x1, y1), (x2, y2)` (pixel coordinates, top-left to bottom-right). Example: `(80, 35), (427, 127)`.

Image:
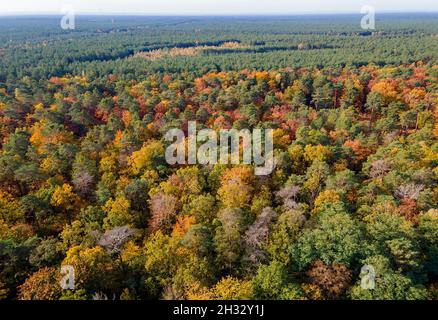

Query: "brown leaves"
(149, 192), (179, 234)
(398, 198), (420, 223)
(243, 207), (278, 266)
(306, 261), (352, 300)
(343, 140), (373, 164)
(218, 166), (254, 208)
(98, 225), (136, 253)
(395, 183), (424, 201)
(369, 159), (392, 178)
(18, 267), (61, 300)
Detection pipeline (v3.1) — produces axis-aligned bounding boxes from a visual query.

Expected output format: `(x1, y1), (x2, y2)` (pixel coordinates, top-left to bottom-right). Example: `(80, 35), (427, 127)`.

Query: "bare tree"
(243, 207), (278, 266)
(383, 131), (399, 145)
(92, 292), (116, 300)
(306, 261), (352, 300)
(215, 208), (245, 271)
(276, 185), (301, 210)
(395, 183), (424, 200)
(161, 285), (184, 300)
(369, 159), (391, 178)
(98, 225), (136, 253)
(72, 171), (94, 196)
(149, 192), (179, 233)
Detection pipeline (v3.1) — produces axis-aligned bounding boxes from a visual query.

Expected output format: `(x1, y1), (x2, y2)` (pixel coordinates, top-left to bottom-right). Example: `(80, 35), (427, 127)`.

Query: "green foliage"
(292, 207), (364, 270)
(252, 261), (304, 300)
(350, 255), (429, 300)
(0, 15), (436, 300)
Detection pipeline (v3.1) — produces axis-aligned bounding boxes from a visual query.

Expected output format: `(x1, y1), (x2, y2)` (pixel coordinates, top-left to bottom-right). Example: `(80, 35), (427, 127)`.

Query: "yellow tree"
(0, 191), (25, 224)
(129, 140), (164, 175)
(50, 184), (81, 222)
(102, 196), (136, 229)
(18, 267), (61, 300)
(62, 246), (113, 292)
(218, 166), (254, 208)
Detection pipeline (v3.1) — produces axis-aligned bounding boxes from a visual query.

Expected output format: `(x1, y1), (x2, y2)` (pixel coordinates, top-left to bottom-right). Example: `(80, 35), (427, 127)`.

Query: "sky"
(0, 0), (437, 15)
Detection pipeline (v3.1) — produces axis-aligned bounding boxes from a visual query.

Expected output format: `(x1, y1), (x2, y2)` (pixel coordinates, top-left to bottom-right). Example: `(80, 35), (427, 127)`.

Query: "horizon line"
(1, 10), (437, 17)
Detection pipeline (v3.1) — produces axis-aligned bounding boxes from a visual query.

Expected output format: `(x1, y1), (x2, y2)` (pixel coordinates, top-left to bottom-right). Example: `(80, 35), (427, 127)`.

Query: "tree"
(304, 160), (330, 201)
(312, 80), (334, 110)
(292, 208), (364, 270)
(214, 208), (246, 272)
(313, 190), (341, 213)
(98, 226), (136, 254)
(0, 191), (25, 224)
(72, 152), (97, 197)
(182, 194), (217, 225)
(212, 276), (253, 300)
(365, 91), (384, 123)
(418, 210), (438, 279)
(62, 246), (115, 293)
(18, 267), (61, 300)
(129, 140), (164, 175)
(306, 261), (352, 299)
(276, 185), (301, 210)
(243, 207), (277, 268)
(368, 159), (391, 179)
(103, 196), (136, 230)
(350, 255), (428, 300)
(29, 237), (63, 268)
(124, 179), (149, 212)
(217, 166), (254, 209)
(341, 79), (362, 109)
(0, 236), (39, 299)
(0, 47), (437, 300)
(148, 192), (179, 234)
(143, 230), (213, 299)
(268, 209), (306, 266)
(50, 184), (81, 222)
(252, 261), (303, 300)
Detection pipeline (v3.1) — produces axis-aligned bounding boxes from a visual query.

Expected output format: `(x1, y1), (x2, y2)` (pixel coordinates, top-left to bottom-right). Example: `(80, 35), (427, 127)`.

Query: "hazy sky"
(0, 0), (437, 15)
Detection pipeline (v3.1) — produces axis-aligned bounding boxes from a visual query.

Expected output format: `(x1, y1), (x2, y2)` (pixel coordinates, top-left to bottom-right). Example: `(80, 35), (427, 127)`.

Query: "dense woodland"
(0, 15), (437, 300)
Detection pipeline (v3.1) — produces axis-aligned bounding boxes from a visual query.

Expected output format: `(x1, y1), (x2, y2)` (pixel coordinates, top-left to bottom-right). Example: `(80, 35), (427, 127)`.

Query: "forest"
(0, 14), (437, 300)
